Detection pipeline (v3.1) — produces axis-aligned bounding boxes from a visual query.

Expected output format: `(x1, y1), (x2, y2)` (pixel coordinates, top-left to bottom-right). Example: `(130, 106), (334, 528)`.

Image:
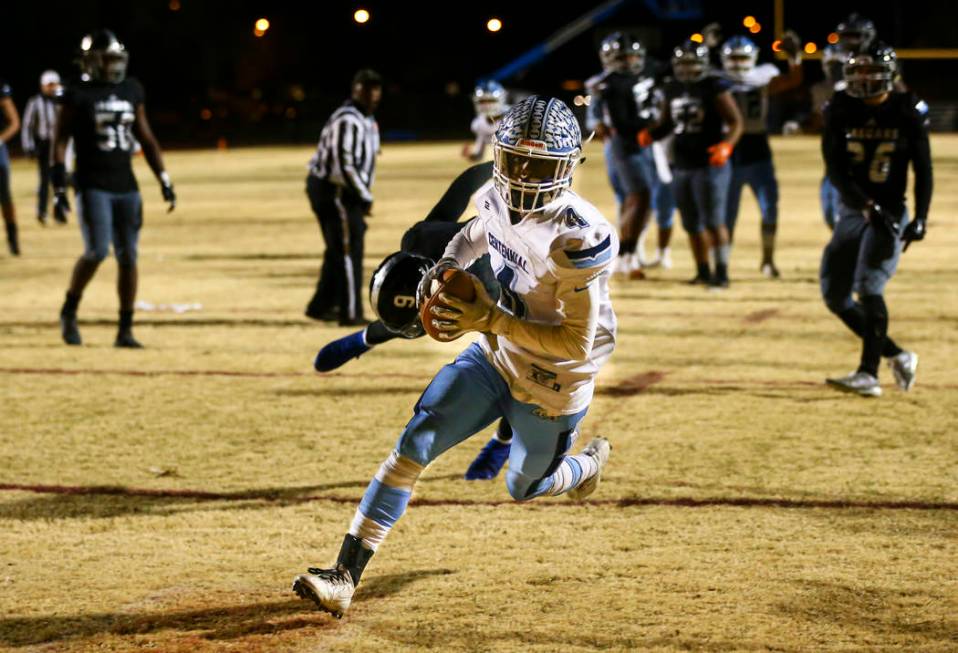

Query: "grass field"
(1, 137), (956, 652)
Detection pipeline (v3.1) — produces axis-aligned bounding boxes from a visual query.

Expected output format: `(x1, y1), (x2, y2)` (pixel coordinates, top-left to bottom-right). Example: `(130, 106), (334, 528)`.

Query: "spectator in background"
(22, 70), (63, 225)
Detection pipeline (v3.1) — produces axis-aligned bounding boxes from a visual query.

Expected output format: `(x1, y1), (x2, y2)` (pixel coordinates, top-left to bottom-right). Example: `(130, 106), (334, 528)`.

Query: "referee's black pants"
(306, 175), (367, 324)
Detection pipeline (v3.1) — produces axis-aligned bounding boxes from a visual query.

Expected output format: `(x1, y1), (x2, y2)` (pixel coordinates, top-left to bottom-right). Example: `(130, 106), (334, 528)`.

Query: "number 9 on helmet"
(369, 252), (434, 339)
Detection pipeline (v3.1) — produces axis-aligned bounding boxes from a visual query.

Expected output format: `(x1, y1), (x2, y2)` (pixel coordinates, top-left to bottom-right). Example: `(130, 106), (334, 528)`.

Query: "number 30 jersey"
(822, 90), (932, 222)
(63, 78), (144, 193)
(444, 182), (618, 415)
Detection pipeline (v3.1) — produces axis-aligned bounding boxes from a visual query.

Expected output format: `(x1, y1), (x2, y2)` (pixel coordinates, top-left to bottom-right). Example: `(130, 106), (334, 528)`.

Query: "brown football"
(420, 268), (477, 342)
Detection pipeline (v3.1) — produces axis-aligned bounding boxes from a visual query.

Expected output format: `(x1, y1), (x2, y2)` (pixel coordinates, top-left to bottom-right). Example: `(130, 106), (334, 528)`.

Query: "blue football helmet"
(493, 96), (582, 213)
(720, 36), (758, 78)
(473, 80), (508, 118)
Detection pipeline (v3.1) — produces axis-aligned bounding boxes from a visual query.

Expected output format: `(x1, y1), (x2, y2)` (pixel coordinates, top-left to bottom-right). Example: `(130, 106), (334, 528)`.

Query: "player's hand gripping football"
(416, 257), (460, 308)
(430, 275), (497, 339)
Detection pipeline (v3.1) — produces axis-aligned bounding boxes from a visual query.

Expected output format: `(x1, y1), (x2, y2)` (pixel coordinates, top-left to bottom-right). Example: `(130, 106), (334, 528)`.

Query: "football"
(420, 268), (478, 341)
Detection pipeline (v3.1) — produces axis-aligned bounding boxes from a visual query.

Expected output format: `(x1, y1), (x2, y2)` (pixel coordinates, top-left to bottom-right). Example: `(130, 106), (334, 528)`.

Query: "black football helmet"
(79, 29), (129, 84)
(835, 13), (877, 54)
(844, 42), (897, 99)
(672, 40), (710, 83)
(599, 32), (645, 74)
(369, 252), (433, 339)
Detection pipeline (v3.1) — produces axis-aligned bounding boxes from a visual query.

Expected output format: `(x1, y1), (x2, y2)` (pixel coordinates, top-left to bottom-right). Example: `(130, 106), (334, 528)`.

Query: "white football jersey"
(444, 182), (618, 415)
(467, 115), (498, 160)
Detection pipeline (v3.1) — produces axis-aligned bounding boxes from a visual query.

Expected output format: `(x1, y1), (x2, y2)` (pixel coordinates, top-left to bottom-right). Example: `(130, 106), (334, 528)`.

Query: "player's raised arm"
(133, 100), (175, 212)
(767, 30), (804, 95)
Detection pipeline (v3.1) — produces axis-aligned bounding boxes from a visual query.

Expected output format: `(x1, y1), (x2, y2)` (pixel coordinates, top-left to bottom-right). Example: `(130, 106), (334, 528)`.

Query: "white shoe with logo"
(567, 437), (611, 500)
(887, 351), (918, 391)
(292, 565), (356, 618)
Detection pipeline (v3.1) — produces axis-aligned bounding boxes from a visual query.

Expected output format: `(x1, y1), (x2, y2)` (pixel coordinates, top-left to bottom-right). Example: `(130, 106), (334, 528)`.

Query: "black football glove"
(160, 172), (176, 213)
(901, 218), (926, 251)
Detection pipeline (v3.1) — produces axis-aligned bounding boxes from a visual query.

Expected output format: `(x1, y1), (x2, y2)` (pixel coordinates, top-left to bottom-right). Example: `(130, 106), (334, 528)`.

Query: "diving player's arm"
(133, 103), (176, 212)
(0, 97), (20, 145)
(436, 228), (614, 362)
(821, 101), (870, 211)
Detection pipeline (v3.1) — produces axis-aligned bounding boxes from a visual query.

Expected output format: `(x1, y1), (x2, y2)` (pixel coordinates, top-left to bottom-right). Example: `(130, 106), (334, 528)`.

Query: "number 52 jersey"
(63, 78), (145, 193)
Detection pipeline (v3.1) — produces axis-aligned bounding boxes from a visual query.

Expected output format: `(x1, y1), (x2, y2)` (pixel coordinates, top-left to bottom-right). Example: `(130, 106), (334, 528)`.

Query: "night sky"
(4, 1), (957, 144)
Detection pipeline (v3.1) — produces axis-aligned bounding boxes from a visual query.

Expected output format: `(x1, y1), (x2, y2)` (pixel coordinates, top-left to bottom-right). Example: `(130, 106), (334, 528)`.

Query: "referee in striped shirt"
(305, 69), (382, 326)
(22, 71), (62, 225)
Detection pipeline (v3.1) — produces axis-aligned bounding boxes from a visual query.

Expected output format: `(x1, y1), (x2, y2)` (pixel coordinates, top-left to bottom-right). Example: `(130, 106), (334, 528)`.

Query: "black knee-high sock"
(836, 304), (902, 358)
(859, 294), (890, 376)
(761, 223), (776, 263)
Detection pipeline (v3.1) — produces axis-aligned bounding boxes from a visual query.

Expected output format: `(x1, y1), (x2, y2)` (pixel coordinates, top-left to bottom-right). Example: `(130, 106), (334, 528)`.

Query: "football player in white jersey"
(462, 80), (509, 161)
(293, 96), (617, 618)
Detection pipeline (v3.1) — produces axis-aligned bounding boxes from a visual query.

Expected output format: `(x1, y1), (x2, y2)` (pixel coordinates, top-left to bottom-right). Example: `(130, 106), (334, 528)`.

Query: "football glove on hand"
(430, 274), (497, 339)
(160, 172), (176, 213)
(637, 128), (654, 148)
(901, 218), (926, 251)
(416, 257), (460, 308)
(708, 141), (733, 167)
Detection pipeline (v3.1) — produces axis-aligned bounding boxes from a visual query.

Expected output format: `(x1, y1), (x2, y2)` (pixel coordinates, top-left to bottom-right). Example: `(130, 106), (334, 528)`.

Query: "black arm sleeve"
(822, 102), (870, 210)
(911, 117), (933, 223)
(423, 161), (493, 223)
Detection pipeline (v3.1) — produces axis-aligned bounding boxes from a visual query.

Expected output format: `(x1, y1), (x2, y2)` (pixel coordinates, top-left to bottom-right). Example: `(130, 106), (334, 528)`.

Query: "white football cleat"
(761, 262), (781, 278)
(659, 247), (672, 270)
(292, 565), (355, 618)
(887, 351), (918, 391)
(567, 437), (611, 500)
(826, 371), (882, 397)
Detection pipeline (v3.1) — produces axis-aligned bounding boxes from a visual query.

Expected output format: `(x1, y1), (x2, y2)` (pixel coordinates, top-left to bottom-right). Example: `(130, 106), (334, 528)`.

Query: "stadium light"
(169, 0), (181, 11)
(748, 22), (761, 34)
(690, 33), (704, 43)
(804, 42), (817, 54)
(743, 16), (756, 28)
(254, 17), (269, 37)
(772, 40), (782, 52)
(487, 18), (502, 32)
(354, 9), (370, 24)
(827, 32), (839, 44)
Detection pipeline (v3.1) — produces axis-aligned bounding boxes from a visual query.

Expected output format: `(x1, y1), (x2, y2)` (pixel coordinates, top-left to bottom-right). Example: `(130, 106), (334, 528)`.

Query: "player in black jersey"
(820, 43), (931, 397)
(314, 162), (510, 480)
(642, 40), (743, 288)
(53, 30), (176, 348)
(720, 32), (803, 278)
(0, 79), (21, 256)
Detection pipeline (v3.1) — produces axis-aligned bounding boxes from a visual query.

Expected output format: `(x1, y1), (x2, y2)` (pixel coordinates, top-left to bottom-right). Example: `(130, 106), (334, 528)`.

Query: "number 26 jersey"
(64, 78), (145, 193)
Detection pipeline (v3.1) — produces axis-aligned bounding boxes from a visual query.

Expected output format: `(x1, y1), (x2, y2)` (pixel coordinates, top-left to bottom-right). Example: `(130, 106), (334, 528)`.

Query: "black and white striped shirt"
(22, 94), (58, 151)
(309, 100), (379, 203)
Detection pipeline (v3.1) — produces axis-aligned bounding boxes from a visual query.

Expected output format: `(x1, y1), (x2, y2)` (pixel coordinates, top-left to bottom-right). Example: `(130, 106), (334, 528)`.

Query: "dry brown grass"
(0, 137), (956, 652)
